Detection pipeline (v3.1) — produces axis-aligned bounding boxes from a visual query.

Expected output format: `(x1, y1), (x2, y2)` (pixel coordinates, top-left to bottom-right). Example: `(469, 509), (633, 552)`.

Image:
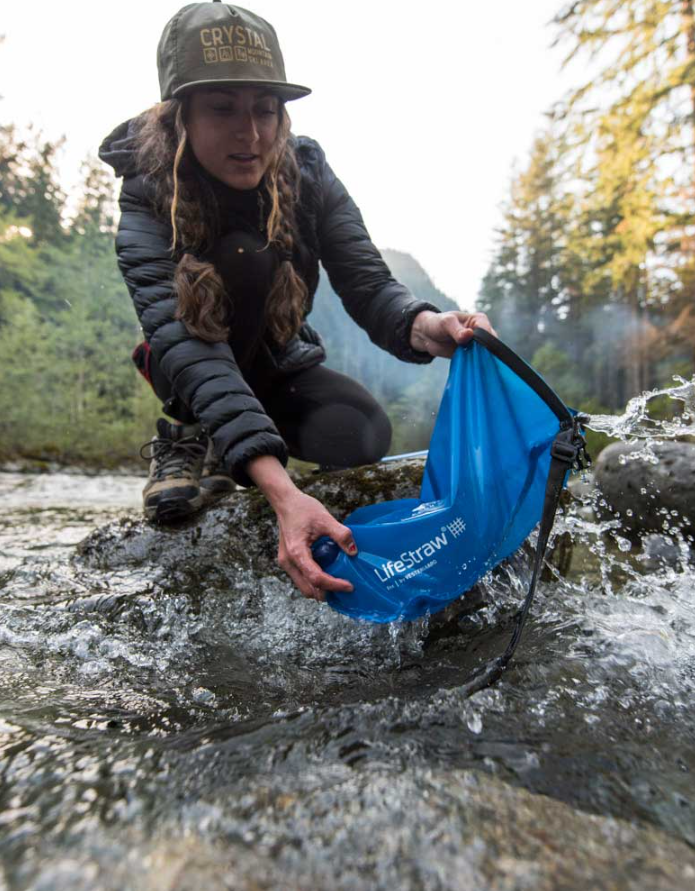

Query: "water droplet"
(466, 712), (483, 734)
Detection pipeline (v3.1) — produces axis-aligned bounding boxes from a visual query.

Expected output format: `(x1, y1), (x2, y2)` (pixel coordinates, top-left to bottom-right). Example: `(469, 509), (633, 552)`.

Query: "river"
(0, 389), (694, 889)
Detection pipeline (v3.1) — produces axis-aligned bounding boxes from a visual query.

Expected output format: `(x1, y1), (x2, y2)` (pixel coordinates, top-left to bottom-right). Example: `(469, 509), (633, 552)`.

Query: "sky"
(0, 0), (574, 308)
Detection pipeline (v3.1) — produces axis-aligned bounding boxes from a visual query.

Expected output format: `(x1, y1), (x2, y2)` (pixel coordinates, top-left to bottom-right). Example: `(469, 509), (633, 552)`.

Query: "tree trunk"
(682, 0), (695, 189)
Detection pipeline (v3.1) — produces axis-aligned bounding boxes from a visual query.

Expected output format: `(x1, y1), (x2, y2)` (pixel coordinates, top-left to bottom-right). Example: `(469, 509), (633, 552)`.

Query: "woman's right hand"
(245, 454), (356, 602)
(274, 489), (357, 602)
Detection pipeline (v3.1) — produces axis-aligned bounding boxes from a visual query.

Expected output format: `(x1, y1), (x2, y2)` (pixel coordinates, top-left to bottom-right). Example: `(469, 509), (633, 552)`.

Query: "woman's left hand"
(410, 310), (497, 359)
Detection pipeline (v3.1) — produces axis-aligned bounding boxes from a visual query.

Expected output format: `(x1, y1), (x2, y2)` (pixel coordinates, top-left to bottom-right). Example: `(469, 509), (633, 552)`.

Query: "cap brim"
(172, 79), (311, 102)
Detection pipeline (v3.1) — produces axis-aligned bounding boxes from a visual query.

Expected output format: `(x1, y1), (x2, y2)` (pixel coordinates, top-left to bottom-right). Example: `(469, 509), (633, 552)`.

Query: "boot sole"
(199, 482), (236, 506)
(146, 493), (205, 525)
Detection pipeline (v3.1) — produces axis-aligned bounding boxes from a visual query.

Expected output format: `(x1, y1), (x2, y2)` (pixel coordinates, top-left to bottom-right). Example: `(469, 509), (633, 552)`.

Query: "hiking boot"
(199, 438), (236, 503)
(140, 419), (207, 523)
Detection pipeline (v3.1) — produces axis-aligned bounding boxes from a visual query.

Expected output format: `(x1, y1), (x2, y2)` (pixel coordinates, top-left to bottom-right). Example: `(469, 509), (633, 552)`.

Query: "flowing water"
(0, 381), (694, 889)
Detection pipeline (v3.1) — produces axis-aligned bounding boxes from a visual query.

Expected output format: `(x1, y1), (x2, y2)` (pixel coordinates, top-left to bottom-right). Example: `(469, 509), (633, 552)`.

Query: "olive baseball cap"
(157, 1), (311, 102)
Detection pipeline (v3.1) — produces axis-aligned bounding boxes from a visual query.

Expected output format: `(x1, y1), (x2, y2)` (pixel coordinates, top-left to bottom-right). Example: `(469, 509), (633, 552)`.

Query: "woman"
(99, 1), (495, 602)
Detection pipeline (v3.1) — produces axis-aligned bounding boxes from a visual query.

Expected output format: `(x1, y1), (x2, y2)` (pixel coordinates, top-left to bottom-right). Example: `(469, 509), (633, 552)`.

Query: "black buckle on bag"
(573, 414), (592, 472)
(551, 434), (580, 465)
(554, 415), (592, 471)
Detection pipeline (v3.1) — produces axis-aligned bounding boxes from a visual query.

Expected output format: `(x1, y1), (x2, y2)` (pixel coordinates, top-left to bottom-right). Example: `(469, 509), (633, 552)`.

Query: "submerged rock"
(639, 532), (693, 571)
(39, 768), (695, 891)
(594, 441), (695, 538)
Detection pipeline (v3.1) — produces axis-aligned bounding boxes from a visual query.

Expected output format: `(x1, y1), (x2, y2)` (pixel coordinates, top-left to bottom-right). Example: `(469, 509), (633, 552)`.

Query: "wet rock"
(217, 768), (695, 891)
(594, 441), (695, 537)
(48, 768), (695, 891)
(76, 458), (427, 580)
(74, 458), (449, 624)
(639, 533), (694, 572)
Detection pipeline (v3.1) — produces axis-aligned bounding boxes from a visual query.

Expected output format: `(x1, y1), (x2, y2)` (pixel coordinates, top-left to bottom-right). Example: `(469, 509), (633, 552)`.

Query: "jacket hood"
(98, 118), (139, 179)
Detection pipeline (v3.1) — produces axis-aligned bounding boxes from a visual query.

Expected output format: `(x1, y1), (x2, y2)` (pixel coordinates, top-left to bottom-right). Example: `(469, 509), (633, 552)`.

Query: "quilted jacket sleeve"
(314, 147), (440, 364)
(115, 174), (288, 487)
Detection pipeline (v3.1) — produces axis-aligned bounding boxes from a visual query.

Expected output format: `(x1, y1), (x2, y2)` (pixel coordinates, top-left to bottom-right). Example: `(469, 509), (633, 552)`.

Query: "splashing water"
(587, 375), (695, 458)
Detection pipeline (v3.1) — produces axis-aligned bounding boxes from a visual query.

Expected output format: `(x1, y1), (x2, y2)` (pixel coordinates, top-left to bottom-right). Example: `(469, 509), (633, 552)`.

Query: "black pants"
(134, 343), (392, 468)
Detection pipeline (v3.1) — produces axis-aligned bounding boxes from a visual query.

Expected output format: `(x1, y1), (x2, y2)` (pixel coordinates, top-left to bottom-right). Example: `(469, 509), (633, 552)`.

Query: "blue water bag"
(313, 331), (573, 623)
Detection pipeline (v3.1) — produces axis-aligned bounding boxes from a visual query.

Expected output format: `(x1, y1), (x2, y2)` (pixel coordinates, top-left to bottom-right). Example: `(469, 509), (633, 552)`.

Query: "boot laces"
(140, 436), (207, 481)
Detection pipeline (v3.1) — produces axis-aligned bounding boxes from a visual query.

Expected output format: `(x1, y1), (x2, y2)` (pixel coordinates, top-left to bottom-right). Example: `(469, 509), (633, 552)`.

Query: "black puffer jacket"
(99, 120), (439, 486)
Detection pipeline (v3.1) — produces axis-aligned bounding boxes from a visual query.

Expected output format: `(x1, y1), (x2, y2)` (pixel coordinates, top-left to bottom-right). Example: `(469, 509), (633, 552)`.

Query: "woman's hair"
(133, 96), (308, 345)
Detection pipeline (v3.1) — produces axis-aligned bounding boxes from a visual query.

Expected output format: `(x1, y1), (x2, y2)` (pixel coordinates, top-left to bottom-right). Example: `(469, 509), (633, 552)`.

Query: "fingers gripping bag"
(312, 330), (587, 626)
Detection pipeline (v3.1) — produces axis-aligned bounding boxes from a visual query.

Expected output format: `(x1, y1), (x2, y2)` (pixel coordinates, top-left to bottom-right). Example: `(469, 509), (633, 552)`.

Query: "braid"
(136, 98), (213, 255)
(170, 103), (188, 251)
(264, 151), (307, 344)
(173, 254), (229, 342)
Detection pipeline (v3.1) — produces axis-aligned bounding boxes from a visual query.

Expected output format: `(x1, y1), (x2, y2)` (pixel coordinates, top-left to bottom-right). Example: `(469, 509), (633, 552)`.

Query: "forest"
(1, 0), (694, 468)
(479, 0), (695, 412)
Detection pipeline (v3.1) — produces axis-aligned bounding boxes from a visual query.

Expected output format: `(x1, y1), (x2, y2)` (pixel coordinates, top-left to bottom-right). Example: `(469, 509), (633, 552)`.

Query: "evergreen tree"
(70, 154), (117, 242)
(0, 124), (29, 218)
(0, 124), (66, 246)
(553, 0), (695, 173)
(21, 137), (66, 246)
(479, 131), (571, 361)
(548, 0), (695, 403)
(553, 1), (695, 320)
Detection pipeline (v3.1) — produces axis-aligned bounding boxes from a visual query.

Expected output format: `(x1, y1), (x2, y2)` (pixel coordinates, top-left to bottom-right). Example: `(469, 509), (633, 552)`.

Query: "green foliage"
(70, 155), (117, 240)
(0, 162), (160, 467)
(531, 342), (590, 407)
(552, 0), (695, 302)
(0, 125), (66, 245)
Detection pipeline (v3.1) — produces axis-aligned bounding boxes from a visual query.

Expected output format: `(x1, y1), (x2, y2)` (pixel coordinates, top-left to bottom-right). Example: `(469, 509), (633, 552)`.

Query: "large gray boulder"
(594, 441), (695, 537)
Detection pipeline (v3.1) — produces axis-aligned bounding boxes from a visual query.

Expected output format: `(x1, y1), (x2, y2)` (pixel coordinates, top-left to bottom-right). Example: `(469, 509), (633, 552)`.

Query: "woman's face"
(186, 86), (281, 190)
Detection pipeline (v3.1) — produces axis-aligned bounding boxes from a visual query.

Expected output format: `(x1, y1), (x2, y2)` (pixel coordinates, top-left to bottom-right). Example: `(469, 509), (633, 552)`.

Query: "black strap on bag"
(459, 413), (590, 698)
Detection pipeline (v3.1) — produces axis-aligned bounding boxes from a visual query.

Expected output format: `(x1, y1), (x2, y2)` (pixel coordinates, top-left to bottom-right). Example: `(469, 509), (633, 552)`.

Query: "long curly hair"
(133, 96), (307, 345)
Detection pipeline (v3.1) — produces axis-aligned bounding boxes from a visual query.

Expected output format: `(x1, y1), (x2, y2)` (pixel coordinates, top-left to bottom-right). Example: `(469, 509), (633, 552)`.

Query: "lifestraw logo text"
(373, 517), (466, 584)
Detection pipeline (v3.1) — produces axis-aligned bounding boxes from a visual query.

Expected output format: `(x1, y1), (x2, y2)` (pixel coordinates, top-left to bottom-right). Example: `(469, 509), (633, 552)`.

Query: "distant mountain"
(307, 250), (457, 452)
(380, 249), (460, 313)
